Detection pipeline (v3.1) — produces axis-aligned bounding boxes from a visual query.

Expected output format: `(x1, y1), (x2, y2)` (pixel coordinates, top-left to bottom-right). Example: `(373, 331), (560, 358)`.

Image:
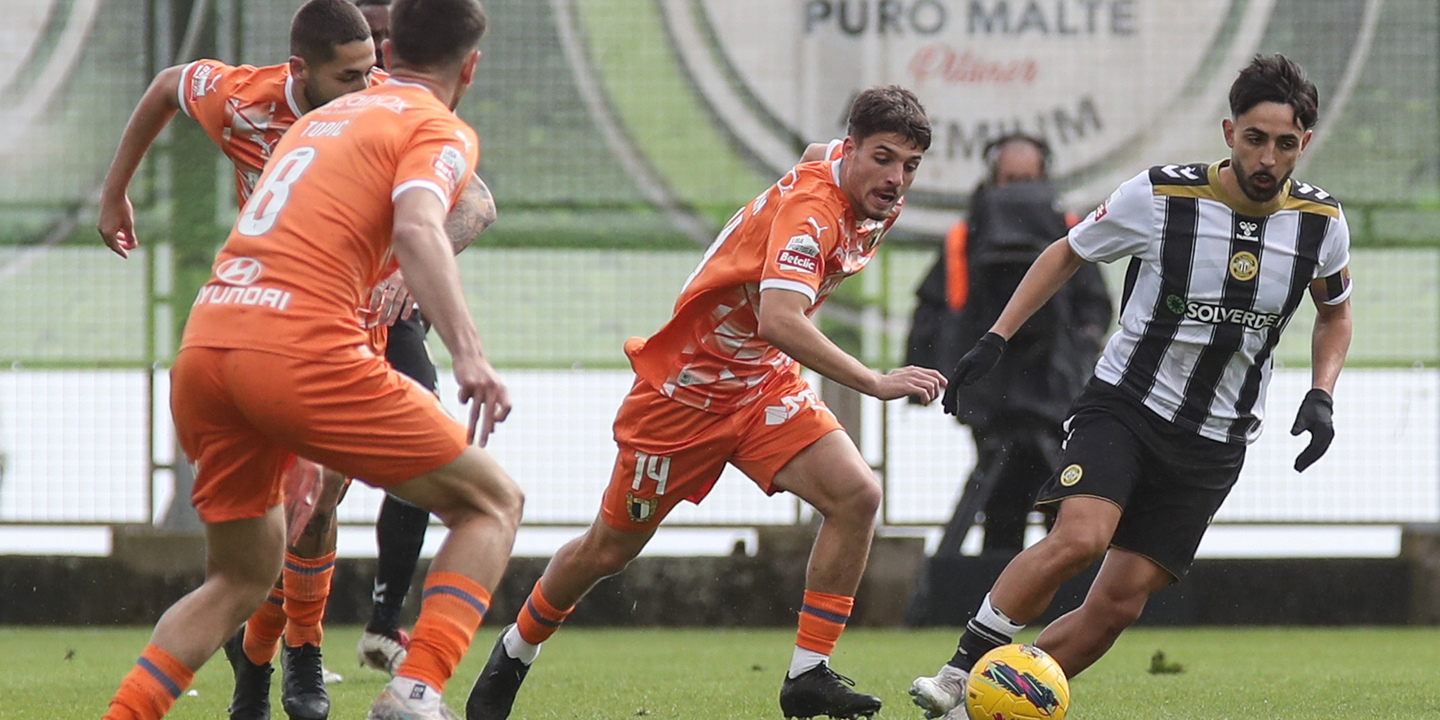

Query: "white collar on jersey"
(283, 73), (304, 118)
(384, 77), (431, 90)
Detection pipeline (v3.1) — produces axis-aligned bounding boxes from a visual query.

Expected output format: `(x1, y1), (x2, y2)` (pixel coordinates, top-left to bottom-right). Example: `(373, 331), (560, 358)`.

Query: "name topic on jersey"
(1184, 301), (1280, 329)
(194, 284), (293, 310)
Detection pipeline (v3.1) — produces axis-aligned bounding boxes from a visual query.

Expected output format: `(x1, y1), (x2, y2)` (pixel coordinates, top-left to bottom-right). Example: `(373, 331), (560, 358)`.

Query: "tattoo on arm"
(443, 173), (497, 255)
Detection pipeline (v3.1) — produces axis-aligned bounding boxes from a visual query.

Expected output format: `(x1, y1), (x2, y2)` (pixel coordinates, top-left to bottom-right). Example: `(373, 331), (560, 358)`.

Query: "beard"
(1233, 159), (1289, 202)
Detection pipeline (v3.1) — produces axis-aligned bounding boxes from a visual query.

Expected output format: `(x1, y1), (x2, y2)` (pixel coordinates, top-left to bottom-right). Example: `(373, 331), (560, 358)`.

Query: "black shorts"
(1035, 381), (1245, 579)
(385, 314), (438, 394)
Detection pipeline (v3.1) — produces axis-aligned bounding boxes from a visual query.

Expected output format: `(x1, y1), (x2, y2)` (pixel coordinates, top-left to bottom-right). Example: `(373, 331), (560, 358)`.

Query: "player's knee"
(812, 473), (881, 525)
(1091, 593), (1146, 636)
(491, 478), (525, 531)
(584, 534), (640, 577)
(1044, 527), (1109, 572)
(846, 478), (883, 522)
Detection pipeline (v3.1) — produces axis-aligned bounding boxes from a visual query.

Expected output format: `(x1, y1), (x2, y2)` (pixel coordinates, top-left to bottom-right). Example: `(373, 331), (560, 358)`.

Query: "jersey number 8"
(238, 146), (317, 236)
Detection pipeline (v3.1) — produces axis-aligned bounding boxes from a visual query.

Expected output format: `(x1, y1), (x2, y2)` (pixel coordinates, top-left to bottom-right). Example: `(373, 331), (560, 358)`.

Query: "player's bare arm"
(391, 187), (510, 445)
(97, 64), (185, 258)
(444, 172), (496, 253)
(756, 287), (945, 404)
(989, 236), (1087, 339)
(368, 172), (495, 327)
(1308, 273), (1353, 395)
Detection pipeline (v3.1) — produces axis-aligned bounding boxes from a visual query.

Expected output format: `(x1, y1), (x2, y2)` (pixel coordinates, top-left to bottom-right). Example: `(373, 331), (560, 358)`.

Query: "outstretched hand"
(942, 332), (1007, 415)
(1290, 388), (1334, 472)
(870, 365), (947, 405)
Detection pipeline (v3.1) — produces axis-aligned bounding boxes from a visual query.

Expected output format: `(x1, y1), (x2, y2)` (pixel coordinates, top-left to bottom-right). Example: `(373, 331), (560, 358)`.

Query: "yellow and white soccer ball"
(964, 644), (1070, 720)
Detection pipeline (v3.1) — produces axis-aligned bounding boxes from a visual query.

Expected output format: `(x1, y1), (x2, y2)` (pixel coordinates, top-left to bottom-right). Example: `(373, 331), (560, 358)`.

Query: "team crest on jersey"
(626, 492), (659, 523)
(1060, 464), (1083, 487)
(1229, 252), (1259, 282)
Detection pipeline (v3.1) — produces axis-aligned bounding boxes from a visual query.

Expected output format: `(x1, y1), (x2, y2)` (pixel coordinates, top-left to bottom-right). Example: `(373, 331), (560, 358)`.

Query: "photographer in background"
(907, 134), (1112, 555)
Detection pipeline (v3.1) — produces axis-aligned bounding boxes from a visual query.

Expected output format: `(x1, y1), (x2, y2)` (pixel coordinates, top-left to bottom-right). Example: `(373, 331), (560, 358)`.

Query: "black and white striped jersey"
(1068, 160), (1351, 445)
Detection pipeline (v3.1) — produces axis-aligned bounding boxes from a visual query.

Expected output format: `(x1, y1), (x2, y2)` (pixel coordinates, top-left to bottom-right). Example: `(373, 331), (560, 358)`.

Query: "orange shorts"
(600, 373), (843, 532)
(171, 346), (466, 524)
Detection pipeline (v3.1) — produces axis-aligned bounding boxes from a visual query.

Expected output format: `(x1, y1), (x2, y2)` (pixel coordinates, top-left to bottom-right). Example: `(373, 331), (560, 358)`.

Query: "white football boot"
(909, 664), (969, 719)
(367, 678), (459, 720)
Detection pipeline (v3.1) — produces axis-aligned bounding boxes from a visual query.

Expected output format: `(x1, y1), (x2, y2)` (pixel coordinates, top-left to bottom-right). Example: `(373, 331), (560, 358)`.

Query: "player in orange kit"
(465, 86), (945, 720)
(96, 1), (493, 718)
(97, 1), (516, 720)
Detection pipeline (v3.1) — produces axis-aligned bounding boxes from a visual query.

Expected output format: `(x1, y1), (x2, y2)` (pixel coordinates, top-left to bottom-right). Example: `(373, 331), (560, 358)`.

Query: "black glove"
(942, 332), (1007, 416)
(1290, 388), (1334, 472)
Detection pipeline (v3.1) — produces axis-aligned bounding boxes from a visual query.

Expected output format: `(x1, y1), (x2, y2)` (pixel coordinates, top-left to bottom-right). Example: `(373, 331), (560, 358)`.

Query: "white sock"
(976, 593), (1025, 637)
(502, 624), (542, 666)
(388, 676), (440, 708)
(787, 647), (828, 679)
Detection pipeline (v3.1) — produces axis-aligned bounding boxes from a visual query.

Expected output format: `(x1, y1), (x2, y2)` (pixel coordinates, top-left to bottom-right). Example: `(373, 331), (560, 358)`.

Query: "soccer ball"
(964, 644), (1070, 720)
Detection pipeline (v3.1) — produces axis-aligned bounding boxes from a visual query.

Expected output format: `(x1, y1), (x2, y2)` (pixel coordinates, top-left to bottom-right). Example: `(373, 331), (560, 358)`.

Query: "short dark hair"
(290, 0), (372, 65)
(390, 0), (487, 68)
(1229, 54), (1319, 130)
(846, 85), (931, 151)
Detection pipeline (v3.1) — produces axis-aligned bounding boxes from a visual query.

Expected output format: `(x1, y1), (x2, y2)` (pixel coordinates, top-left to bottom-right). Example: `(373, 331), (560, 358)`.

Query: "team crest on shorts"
(1166, 294), (1185, 315)
(1229, 251), (1259, 281)
(626, 492), (658, 523)
(1060, 464), (1084, 487)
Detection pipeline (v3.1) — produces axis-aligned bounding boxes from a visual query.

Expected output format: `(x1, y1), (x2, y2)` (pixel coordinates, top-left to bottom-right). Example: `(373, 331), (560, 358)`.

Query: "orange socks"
(102, 645), (195, 720)
(283, 551), (335, 648)
(515, 579), (572, 645)
(796, 590), (854, 657)
(243, 586), (287, 665)
(396, 571), (491, 693)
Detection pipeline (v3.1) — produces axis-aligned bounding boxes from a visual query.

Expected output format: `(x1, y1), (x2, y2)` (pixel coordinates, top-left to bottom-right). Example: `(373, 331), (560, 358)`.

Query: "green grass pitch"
(4, 625), (1440, 719)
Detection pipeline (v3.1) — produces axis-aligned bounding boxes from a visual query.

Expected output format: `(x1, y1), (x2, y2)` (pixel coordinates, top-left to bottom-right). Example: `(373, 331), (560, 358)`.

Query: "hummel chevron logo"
(1161, 164), (1200, 181)
(1295, 182), (1330, 200)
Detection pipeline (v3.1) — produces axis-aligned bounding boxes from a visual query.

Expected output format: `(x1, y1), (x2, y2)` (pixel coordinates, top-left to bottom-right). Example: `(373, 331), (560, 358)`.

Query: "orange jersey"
(178, 59), (386, 204)
(180, 79), (479, 361)
(626, 140), (900, 413)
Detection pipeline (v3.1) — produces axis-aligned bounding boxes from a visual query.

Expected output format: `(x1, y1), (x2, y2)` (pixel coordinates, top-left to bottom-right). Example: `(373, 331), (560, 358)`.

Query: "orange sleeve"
(757, 191), (842, 304)
(391, 115), (480, 210)
(945, 221), (968, 311)
(177, 59), (239, 138)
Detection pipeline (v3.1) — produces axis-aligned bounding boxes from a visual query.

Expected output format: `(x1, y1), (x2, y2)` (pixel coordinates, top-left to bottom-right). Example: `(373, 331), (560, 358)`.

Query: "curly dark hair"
(1229, 54), (1319, 129)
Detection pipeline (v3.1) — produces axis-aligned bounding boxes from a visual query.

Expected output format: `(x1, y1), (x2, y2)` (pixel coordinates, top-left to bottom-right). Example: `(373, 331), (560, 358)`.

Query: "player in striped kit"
(909, 54), (1353, 720)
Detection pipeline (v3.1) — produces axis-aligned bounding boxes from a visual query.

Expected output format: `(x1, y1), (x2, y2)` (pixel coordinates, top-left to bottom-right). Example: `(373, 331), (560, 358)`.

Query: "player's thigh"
(386, 444), (523, 525)
(385, 314), (439, 392)
(226, 349), (469, 490)
(600, 380), (734, 532)
(171, 347), (294, 524)
(1109, 451), (1243, 579)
